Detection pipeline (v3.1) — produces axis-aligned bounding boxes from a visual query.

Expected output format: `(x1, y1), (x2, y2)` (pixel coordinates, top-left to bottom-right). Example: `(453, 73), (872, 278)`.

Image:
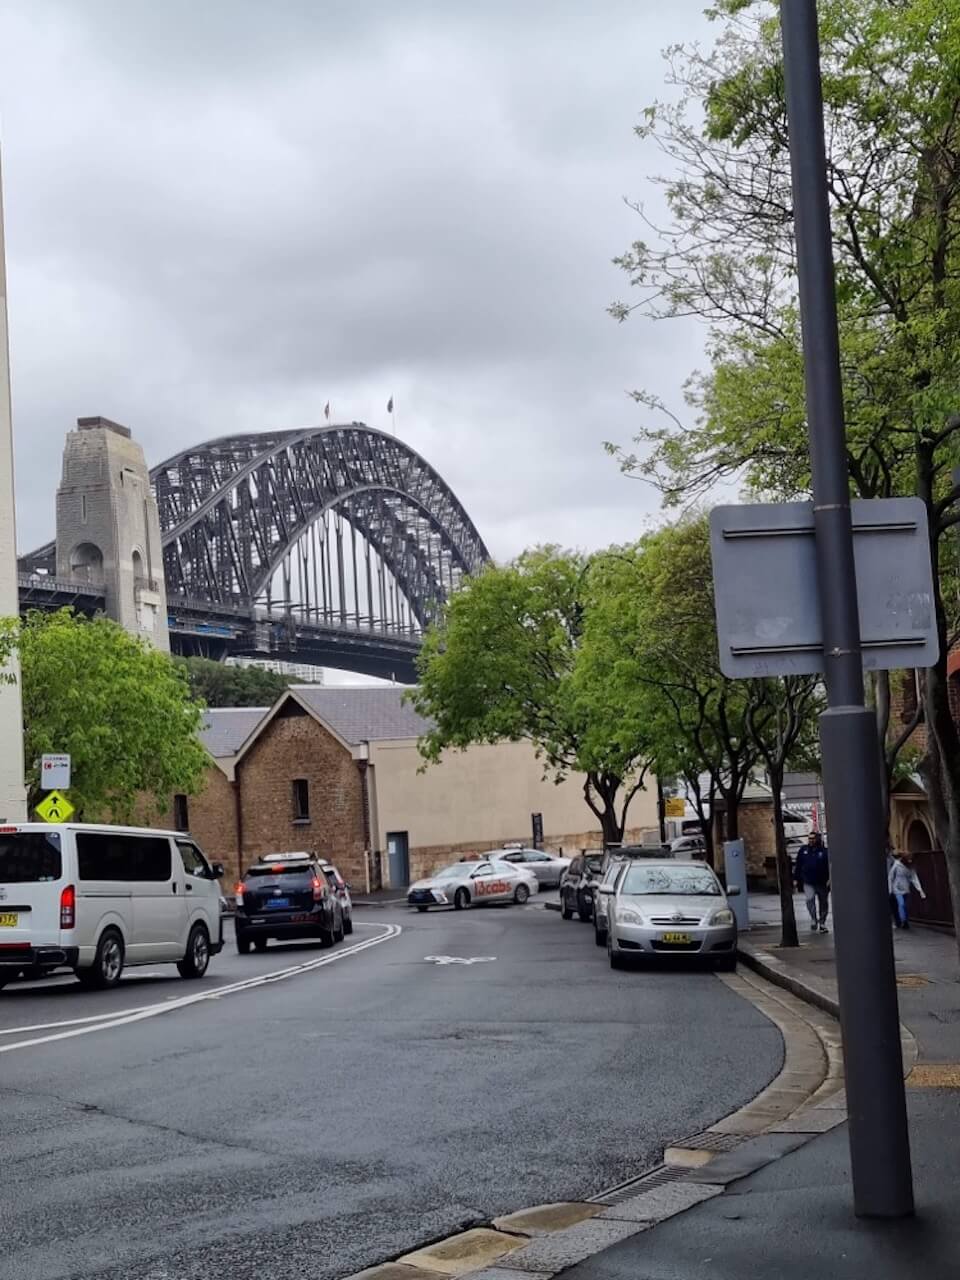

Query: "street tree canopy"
(18, 610), (208, 821)
(411, 548), (657, 844)
(609, 0), (960, 949)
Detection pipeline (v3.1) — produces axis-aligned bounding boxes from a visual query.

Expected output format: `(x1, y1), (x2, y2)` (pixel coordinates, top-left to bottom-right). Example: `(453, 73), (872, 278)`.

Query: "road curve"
(1, 905), (782, 1280)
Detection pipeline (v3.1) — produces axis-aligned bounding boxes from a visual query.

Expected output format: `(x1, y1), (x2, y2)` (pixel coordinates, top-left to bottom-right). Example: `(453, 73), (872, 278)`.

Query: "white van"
(0, 824), (225, 990)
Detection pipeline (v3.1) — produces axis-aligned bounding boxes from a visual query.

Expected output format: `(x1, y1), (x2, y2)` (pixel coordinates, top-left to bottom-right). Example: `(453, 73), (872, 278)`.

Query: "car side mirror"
(211, 862), (225, 878)
(726, 885), (741, 897)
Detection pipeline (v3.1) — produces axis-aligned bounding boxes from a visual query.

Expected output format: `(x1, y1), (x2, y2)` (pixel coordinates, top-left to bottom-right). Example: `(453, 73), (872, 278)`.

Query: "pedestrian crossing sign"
(36, 790), (75, 824)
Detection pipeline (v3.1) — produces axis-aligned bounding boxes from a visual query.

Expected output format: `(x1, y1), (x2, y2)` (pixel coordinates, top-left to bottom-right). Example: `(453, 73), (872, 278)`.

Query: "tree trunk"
(585, 773), (625, 847)
(770, 766), (799, 947)
(919, 470), (960, 965)
(874, 668), (892, 833)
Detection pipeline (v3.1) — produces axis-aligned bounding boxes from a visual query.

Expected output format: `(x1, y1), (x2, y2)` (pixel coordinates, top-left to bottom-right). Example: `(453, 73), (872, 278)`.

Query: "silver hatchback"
(602, 860), (738, 971)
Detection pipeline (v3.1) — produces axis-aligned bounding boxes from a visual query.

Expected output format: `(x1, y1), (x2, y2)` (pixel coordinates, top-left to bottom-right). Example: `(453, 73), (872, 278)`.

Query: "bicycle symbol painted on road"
(423, 956), (497, 966)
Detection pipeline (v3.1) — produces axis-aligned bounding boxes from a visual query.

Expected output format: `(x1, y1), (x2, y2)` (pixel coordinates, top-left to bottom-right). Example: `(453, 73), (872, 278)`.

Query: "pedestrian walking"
(888, 851), (926, 930)
(795, 830), (831, 933)
(887, 847), (900, 927)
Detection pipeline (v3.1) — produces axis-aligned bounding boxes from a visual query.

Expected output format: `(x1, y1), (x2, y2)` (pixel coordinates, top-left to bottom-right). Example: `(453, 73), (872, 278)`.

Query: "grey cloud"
(1, 0), (712, 557)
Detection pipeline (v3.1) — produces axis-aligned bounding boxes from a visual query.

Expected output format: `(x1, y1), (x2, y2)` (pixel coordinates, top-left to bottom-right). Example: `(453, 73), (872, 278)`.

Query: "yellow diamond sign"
(36, 790), (75, 824)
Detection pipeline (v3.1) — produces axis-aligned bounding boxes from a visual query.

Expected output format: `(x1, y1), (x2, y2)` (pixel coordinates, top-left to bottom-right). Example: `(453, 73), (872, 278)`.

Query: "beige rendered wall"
(368, 738), (658, 882)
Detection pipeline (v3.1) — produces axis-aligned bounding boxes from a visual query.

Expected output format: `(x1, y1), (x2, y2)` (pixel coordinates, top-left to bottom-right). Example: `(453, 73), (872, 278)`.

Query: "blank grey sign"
(709, 498), (938, 678)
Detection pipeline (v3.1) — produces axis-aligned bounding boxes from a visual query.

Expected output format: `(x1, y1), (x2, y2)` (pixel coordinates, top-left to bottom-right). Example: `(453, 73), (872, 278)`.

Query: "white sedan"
(407, 859), (540, 911)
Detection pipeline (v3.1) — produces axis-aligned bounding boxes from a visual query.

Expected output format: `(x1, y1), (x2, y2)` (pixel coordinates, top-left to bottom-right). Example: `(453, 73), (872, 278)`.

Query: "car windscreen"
(620, 864), (720, 896)
(433, 864), (475, 878)
(0, 832), (62, 882)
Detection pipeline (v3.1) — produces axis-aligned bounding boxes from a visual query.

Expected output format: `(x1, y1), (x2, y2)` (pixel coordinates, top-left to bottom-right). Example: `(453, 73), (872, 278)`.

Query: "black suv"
(559, 852), (605, 922)
(235, 854), (343, 953)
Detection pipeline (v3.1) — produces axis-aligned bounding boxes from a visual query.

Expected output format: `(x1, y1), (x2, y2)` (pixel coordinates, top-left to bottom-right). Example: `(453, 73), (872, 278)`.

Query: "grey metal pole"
(779, 0), (913, 1218)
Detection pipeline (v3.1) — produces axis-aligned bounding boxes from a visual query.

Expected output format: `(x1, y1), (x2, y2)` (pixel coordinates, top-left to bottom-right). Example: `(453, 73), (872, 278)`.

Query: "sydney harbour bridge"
(18, 423), (490, 683)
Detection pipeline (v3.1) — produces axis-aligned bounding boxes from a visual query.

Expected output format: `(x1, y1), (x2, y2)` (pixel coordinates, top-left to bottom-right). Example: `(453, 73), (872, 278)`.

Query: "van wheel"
(561, 894), (574, 920)
(236, 932), (251, 955)
(254, 937), (268, 953)
(80, 929), (124, 989)
(318, 926), (335, 948)
(178, 924), (211, 979)
(343, 915), (354, 935)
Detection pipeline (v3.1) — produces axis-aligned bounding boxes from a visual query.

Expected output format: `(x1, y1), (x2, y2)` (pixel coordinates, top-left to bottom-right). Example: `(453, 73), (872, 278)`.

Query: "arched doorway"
(70, 541), (104, 584)
(907, 818), (933, 854)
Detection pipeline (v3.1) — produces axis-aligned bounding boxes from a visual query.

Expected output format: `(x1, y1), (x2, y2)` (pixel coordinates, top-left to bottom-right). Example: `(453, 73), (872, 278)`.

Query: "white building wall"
(0, 154), (26, 819)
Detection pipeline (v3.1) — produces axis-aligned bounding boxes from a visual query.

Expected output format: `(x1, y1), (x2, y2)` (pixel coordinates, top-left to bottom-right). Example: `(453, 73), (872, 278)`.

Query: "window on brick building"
(173, 794), (189, 832)
(293, 778), (310, 822)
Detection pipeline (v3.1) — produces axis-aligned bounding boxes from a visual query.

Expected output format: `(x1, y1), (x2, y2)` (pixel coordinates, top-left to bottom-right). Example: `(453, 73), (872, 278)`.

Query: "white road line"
(0, 923), (401, 1054)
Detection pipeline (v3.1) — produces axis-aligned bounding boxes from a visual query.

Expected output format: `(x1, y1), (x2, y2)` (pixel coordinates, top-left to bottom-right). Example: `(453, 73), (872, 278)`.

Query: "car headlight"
(618, 907), (645, 925)
(710, 908), (735, 927)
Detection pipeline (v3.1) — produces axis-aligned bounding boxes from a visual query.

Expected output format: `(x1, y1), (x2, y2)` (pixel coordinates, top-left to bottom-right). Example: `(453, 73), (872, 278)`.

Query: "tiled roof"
(291, 685), (430, 744)
(200, 707), (270, 759)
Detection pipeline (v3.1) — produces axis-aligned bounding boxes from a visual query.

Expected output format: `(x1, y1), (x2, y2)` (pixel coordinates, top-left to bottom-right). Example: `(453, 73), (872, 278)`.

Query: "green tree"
(411, 548), (656, 844)
(584, 520), (761, 857)
(610, 0), (960, 953)
(18, 610), (208, 821)
(176, 656), (293, 708)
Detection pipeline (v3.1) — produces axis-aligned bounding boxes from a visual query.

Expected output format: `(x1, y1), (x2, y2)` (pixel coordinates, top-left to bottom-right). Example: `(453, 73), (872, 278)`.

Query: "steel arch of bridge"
(153, 424), (489, 628)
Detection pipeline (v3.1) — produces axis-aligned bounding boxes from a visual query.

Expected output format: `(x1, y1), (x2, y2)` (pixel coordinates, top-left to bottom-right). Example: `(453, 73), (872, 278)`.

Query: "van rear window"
(0, 833), (62, 883)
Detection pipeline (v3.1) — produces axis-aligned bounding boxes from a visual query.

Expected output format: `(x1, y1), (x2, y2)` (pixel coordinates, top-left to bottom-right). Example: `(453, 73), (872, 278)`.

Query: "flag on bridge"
(386, 396), (394, 414)
(324, 401), (330, 420)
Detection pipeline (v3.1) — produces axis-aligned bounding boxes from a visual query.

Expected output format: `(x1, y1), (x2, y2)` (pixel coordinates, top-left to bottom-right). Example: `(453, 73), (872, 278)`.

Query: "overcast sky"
(0, 0), (712, 564)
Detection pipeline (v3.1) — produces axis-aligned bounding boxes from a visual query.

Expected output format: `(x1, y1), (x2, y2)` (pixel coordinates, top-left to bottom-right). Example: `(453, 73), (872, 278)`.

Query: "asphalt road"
(2, 900), (783, 1280)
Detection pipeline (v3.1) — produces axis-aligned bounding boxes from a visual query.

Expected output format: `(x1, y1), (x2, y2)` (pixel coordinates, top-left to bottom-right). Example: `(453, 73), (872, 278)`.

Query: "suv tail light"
(312, 876), (325, 901)
(60, 884), (76, 929)
(234, 881), (246, 906)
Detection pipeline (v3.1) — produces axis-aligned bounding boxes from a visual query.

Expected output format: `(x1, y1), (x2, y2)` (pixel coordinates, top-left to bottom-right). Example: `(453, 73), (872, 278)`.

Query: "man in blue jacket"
(795, 831), (830, 933)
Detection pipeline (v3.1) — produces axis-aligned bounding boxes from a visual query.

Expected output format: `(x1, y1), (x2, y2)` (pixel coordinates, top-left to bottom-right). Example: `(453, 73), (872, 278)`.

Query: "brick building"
(161, 686), (659, 890)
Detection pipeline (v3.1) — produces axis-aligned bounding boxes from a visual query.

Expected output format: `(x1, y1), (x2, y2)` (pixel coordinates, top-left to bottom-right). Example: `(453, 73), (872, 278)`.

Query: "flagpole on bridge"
(0, 143), (28, 821)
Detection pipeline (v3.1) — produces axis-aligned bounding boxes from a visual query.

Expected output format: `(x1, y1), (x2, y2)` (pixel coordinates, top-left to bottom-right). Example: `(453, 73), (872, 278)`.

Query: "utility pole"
(779, 2), (913, 1217)
(0, 146), (27, 821)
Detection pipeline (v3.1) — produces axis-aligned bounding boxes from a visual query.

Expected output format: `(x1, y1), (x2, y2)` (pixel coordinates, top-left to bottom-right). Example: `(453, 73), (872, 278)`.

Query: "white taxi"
(407, 859), (539, 912)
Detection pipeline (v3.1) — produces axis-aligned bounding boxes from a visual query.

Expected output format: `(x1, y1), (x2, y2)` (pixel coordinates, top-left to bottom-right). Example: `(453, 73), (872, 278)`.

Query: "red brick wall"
(236, 703), (367, 885)
(150, 765), (239, 884)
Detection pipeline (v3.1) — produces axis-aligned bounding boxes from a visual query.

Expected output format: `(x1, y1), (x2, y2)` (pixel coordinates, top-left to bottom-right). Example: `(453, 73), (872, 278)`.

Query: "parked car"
(0, 823), (224, 990)
(318, 859), (353, 934)
(496, 847), (571, 887)
(559, 852), (605, 922)
(593, 845), (667, 946)
(603, 859), (738, 971)
(407, 859), (539, 911)
(235, 854), (343, 952)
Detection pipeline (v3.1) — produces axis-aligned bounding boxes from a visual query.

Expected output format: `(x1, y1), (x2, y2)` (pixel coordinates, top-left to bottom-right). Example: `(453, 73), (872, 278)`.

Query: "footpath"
(556, 893), (960, 1280)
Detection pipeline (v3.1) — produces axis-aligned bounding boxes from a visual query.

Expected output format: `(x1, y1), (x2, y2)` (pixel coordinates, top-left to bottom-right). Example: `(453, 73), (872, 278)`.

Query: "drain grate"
(588, 1164), (684, 1205)
(668, 1131), (745, 1154)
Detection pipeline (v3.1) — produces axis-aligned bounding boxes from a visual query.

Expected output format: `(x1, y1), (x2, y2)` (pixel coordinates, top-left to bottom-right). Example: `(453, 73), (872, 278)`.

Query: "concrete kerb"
(738, 938), (919, 1079)
(343, 963), (845, 1280)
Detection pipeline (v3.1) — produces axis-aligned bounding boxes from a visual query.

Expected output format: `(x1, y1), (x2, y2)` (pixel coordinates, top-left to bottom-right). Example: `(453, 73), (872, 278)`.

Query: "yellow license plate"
(660, 931), (692, 944)
(0, 913), (18, 928)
